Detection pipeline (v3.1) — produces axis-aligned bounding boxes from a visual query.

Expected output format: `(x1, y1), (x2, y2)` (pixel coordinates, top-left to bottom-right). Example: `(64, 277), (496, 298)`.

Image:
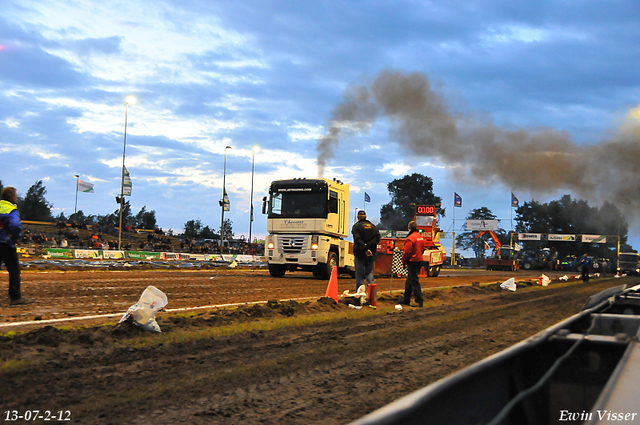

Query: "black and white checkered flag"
(391, 248), (408, 277)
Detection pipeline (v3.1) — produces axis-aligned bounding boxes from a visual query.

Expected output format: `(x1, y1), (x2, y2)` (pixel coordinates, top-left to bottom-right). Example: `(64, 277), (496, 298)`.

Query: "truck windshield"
(269, 192), (327, 218)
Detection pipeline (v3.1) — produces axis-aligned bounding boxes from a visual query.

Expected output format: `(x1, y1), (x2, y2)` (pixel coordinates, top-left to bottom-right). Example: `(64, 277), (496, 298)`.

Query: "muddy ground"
(0, 267), (633, 424)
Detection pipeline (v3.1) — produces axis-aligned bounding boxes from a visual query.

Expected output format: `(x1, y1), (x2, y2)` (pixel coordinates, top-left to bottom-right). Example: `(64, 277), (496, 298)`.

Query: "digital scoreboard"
(415, 205), (437, 216)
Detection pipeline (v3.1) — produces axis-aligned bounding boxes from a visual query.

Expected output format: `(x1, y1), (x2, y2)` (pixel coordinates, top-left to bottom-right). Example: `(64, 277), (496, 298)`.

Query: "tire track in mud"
(2, 277), (632, 424)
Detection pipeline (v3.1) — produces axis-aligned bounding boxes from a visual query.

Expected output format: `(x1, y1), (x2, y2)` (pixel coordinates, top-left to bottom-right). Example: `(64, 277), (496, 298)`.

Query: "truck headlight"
(268, 241), (275, 249)
(311, 235), (319, 250)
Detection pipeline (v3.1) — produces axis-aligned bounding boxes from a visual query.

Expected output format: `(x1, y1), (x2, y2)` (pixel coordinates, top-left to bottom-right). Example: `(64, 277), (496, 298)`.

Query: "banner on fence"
(103, 250), (125, 259)
(126, 251), (163, 260)
(44, 248), (74, 258)
(74, 249), (103, 259)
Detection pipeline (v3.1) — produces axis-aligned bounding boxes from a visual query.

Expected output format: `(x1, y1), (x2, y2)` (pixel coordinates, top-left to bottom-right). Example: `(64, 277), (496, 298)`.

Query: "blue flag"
(511, 192), (519, 207)
(454, 192), (462, 207)
(364, 192), (371, 203)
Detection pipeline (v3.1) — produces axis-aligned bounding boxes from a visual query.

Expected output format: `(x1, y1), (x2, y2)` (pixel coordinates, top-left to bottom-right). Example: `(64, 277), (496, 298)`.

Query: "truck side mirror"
(261, 196), (267, 215)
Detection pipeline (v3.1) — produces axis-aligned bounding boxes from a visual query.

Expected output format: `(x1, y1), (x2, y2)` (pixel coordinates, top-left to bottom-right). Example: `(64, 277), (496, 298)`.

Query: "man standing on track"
(400, 221), (425, 307)
(579, 253), (592, 283)
(351, 210), (380, 292)
(0, 186), (33, 306)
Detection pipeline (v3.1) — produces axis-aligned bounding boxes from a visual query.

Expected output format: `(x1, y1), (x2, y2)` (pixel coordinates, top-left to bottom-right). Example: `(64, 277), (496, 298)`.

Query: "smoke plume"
(317, 70), (640, 214)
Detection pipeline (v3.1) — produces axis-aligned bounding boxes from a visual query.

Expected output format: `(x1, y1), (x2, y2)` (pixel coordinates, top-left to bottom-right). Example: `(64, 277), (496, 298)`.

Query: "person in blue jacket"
(579, 253), (592, 283)
(0, 186), (33, 305)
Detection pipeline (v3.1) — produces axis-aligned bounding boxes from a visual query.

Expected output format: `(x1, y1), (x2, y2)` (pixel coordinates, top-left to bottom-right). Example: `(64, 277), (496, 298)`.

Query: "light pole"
(220, 146), (232, 254)
(74, 174), (80, 215)
(118, 96), (136, 250)
(249, 146), (259, 246)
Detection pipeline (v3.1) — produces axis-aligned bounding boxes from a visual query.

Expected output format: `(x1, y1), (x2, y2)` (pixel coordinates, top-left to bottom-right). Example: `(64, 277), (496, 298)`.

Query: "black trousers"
(0, 243), (21, 300)
(581, 266), (589, 282)
(403, 262), (423, 305)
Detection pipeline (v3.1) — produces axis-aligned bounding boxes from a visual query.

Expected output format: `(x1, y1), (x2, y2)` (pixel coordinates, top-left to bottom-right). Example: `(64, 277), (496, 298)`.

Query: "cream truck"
(262, 178), (354, 278)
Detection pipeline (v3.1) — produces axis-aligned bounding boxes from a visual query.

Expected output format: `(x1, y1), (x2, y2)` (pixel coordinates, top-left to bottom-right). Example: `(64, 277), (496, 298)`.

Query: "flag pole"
(452, 192), (456, 266)
(74, 175), (79, 215)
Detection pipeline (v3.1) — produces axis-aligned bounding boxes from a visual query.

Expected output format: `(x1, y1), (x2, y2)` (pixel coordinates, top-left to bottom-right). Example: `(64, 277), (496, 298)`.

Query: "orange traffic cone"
(324, 266), (339, 302)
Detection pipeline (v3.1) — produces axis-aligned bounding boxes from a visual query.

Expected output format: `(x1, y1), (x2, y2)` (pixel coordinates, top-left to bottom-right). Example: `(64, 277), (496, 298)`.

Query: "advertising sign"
(582, 235), (607, 243)
(467, 220), (499, 231)
(103, 250), (125, 259)
(126, 251), (162, 260)
(75, 249), (103, 259)
(45, 248), (74, 258)
(518, 233), (542, 241)
(548, 234), (576, 242)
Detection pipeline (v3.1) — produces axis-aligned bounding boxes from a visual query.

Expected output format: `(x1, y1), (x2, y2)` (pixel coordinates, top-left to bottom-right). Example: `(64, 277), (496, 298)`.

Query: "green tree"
(96, 213), (116, 228)
(134, 206), (157, 230)
(222, 218), (234, 240)
(69, 210), (95, 225)
(515, 195), (628, 259)
(378, 173), (444, 230)
(183, 219), (203, 238)
(18, 180), (53, 221)
(201, 225), (217, 239)
(456, 207), (507, 258)
(112, 200), (133, 228)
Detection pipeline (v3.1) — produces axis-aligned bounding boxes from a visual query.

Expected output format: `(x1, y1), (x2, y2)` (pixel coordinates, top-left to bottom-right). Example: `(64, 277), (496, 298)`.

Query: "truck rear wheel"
(268, 264), (286, 277)
(317, 251), (338, 280)
(432, 266), (441, 277)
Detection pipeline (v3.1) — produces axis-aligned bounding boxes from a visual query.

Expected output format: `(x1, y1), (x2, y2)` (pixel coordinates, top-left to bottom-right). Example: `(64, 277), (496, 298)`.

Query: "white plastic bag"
(340, 285), (368, 305)
(538, 274), (551, 286)
(500, 278), (517, 292)
(119, 285), (168, 333)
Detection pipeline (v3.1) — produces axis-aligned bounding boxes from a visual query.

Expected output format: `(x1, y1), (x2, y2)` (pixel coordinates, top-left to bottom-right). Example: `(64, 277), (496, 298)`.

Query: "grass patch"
(122, 306), (384, 349)
(0, 358), (42, 374)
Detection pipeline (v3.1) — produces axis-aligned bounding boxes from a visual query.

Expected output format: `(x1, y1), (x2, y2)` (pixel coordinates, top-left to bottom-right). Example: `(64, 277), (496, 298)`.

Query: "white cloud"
(1, 118), (20, 128)
(484, 24), (548, 43)
(378, 161), (411, 176)
(287, 122), (324, 142)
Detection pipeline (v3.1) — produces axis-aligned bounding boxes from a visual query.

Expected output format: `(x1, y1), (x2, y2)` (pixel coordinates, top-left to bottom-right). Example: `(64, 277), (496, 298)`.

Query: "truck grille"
(279, 236), (308, 254)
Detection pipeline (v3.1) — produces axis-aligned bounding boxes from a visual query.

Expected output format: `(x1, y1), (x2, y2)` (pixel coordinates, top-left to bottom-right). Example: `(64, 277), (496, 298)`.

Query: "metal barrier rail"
(351, 284), (640, 425)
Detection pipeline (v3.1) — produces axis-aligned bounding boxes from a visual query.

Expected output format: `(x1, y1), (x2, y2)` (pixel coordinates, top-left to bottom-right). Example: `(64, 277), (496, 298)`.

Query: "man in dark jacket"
(0, 186), (33, 305)
(579, 253), (592, 283)
(351, 210), (380, 291)
(400, 221), (425, 307)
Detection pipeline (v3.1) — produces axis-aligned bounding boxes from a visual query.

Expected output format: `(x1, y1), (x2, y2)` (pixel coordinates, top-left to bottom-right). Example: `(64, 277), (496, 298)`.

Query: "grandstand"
(19, 220), (182, 255)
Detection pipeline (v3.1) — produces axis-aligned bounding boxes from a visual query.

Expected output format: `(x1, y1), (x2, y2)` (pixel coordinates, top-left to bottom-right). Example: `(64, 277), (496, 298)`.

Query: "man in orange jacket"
(400, 221), (425, 307)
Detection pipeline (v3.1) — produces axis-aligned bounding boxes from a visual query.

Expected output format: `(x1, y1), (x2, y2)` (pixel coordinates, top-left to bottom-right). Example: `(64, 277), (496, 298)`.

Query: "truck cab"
(262, 178), (354, 278)
(618, 252), (640, 275)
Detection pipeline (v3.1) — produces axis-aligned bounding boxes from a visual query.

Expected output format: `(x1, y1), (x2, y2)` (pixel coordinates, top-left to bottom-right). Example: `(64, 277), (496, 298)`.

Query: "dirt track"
(0, 268), (633, 424)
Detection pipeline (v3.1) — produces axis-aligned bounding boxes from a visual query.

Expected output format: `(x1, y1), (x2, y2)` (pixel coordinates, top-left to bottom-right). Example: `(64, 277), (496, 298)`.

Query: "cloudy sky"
(2, 0), (640, 253)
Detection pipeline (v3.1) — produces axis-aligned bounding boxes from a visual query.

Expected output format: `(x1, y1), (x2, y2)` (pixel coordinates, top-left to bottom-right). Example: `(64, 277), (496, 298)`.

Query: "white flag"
(77, 179), (94, 193)
(123, 167), (132, 196)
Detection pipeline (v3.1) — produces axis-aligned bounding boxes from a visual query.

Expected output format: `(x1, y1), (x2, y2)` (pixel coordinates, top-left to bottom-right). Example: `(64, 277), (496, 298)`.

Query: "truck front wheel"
(318, 251), (338, 280)
(268, 264), (286, 277)
(431, 266), (441, 277)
